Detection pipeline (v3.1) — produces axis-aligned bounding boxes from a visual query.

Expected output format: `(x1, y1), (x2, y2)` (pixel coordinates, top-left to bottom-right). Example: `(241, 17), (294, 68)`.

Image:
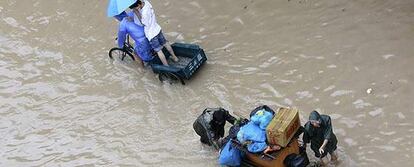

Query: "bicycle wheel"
(158, 72), (185, 85)
(108, 47), (135, 62)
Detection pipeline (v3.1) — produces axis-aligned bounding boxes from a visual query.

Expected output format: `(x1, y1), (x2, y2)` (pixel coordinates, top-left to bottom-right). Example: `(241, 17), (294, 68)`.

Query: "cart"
(109, 36), (207, 85)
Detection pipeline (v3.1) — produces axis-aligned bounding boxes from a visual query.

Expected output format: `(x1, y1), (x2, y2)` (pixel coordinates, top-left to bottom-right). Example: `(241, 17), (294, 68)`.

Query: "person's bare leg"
(137, 59), (144, 68)
(320, 157), (329, 166)
(157, 50), (169, 66)
(133, 53), (144, 68)
(164, 43), (179, 62)
(330, 151), (338, 162)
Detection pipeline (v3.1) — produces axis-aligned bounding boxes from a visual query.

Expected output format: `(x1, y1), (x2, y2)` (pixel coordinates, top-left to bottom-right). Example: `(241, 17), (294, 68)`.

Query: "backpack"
(284, 146), (310, 167)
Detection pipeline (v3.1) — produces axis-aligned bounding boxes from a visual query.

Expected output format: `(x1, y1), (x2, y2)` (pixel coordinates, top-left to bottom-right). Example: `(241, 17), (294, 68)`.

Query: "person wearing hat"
(303, 110), (338, 166)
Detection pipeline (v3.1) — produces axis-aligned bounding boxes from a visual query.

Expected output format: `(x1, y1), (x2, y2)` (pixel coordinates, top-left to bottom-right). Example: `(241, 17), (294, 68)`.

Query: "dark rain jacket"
(193, 108), (236, 148)
(303, 111), (338, 158)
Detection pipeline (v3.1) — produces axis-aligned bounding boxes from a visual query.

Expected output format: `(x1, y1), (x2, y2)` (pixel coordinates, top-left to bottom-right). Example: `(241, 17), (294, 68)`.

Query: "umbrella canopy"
(107, 0), (136, 17)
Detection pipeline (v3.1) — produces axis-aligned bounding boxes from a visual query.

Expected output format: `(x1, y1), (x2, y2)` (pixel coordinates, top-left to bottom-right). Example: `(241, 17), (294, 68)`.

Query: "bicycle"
(108, 35), (136, 62)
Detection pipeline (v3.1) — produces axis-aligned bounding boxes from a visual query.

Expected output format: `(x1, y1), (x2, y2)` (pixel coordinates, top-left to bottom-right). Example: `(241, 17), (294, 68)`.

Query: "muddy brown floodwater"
(0, 0), (413, 166)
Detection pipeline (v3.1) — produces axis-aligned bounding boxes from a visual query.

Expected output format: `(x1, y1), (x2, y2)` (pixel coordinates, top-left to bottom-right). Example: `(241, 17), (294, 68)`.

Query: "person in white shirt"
(129, 0), (179, 66)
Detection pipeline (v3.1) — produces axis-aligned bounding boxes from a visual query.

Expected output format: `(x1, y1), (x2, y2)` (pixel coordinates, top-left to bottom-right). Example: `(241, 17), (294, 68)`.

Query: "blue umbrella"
(107, 0), (136, 17)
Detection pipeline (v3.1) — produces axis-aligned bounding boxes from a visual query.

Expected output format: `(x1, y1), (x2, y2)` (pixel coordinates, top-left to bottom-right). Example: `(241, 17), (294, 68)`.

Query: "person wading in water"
(303, 110), (338, 166)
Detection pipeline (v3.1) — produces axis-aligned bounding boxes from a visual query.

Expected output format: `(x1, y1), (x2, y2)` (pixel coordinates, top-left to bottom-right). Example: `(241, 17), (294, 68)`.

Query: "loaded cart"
(241, 107), (305, 167)
(194, 106), (308, 167)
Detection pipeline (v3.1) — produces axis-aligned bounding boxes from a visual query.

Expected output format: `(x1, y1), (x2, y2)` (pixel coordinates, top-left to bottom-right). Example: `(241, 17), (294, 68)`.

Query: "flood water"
(1, 0), (413, 166)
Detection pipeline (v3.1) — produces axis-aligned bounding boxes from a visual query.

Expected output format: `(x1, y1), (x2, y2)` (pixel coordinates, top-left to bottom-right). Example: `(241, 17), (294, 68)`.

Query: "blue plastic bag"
(250, 109), (274, 130)
(247, 142), (268, 153)
(236, 122), (268, 153)
(237, 122), (267, 143)
(219, 141), (242, 166)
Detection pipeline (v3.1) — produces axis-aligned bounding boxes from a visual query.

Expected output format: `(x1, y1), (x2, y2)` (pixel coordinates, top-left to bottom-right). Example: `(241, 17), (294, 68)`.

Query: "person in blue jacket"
(114, 11), (128, 22)
(117, 14), (154, 67)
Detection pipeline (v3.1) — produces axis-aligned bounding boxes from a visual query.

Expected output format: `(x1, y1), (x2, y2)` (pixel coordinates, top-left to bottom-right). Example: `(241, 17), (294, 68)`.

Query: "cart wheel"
(159, 72), (185, 85)
(108, 47), (135, 62)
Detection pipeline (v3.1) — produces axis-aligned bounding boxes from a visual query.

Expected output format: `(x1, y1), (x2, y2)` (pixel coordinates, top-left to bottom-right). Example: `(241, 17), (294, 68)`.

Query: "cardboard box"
(266, 107), (301, 147)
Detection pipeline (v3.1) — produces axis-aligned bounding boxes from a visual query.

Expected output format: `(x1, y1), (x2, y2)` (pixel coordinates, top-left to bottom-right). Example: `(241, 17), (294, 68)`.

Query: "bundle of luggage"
(193, 105), (309, 167)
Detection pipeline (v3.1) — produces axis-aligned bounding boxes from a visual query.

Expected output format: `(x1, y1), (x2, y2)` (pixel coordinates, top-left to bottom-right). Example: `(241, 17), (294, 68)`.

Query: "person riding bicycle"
(117, 14), (154, 67)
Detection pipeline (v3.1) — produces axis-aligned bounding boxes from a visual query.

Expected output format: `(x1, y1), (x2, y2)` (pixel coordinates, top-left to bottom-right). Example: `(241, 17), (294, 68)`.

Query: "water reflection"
(1, 0), (414, 166)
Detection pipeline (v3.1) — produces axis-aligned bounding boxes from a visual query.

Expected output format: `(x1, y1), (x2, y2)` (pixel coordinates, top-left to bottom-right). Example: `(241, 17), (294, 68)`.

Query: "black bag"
(249, 105), (276, 118)
(284, 146), (310, 167)
(283, 153), (308, 167)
